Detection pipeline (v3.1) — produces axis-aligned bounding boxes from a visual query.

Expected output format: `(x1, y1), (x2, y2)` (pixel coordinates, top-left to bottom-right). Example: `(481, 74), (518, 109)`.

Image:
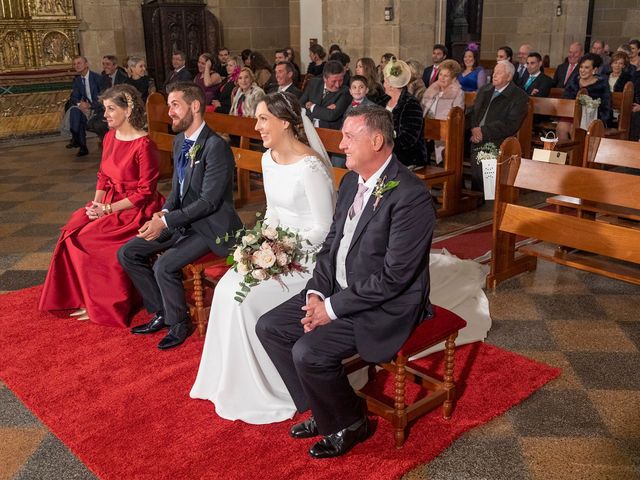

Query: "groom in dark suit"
(256, 106), (436, 458)
(118, 82), (241, 350)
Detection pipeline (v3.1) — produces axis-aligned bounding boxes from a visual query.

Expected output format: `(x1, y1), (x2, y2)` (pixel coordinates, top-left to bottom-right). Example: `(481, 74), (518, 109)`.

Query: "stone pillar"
(300, 0), (324, 71)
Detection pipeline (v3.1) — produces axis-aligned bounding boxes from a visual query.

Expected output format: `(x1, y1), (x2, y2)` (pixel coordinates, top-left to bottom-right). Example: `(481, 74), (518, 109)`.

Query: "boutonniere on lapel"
(372, 176), (400, 210)
(187, 144), (202, 168)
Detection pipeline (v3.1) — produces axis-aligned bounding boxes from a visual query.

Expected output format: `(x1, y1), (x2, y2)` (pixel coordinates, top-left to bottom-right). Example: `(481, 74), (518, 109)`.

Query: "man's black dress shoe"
(290, 417), (319, 439)
(309, 417), (369, 459)
(66, 141), (79, 149)
(158, 321), (194, 350)
(130, 314), (167, 334)
(76, 147), (89, 157)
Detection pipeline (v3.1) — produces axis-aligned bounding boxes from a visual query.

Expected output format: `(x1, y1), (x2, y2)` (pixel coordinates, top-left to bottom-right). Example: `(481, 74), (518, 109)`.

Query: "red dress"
(39, 131), (165, 327)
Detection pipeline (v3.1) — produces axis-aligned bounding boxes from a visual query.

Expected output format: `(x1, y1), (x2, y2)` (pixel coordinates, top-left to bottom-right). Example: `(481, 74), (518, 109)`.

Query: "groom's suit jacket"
(306, 156), (436, 363)
(163, 124), (242, 256)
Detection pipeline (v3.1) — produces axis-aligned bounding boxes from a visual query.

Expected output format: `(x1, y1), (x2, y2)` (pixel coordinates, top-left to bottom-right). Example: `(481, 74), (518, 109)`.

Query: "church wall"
(591, 0), (640, 51)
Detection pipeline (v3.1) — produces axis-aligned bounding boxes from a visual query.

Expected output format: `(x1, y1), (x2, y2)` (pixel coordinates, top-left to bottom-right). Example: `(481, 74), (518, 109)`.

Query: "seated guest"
(274, 48), (287, 66)
(382, 58), (427, 167)
(329, 43), (342, 56)
(466, 60), (528, 192)
(195, 53), (220, 105)
(459, 46), (486, 92)
(631, 70), (640, 140)
(210, 56), (241, 113)
(249, 51), (274, 91)
(514, 44), (534, 85)
(214, 47), (230, 77)
(421, 59), (464, 164)
(520, 52), (553, 97)
(118, 82), (242, 350)
(496, 45), (514, 63)
(422, 44), (448, 86)
(558, 53), (611, 139)
(241, 49), (252, 67)
(40, 84), (165, 326)
(329, 51), (352, 86)
(307, 44), (327, 77)
(552, 42), (583, 88)
(166, 51), (192, 88)
(67, 56), (105, 157)
(378, 52), (394, 83)
(300, 60), (352, 129)
(341, 75), (375, 122)
(284, 46), (301, 83)
(269, 61), (302, 98)
(230, 67), (266, 118)
(354, 57), (385, 104)
(102, 55), (128, 88)
(629, 39), (640, 70)
(606, 51), (633, 93)
(591, 40), (611, 71)
(406, 59), (427, 105)
(125, 56), (154, 102)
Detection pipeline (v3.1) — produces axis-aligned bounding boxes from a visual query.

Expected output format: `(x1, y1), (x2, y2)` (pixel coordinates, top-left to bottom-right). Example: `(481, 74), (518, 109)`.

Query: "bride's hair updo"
(261, 92), (309, 146)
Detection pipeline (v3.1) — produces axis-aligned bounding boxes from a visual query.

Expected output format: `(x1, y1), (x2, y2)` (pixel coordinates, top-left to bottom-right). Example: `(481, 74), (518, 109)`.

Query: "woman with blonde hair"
(230, 67), (266, 117)
(406, 59), (427, 104)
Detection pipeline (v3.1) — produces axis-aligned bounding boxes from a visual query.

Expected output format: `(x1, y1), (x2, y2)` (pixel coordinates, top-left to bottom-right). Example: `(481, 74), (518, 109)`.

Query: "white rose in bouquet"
(276, 252), (289, 267)
(237, 261), (251, 275)
(259, 241), (272, 251)
(252, 248), (276, 268)
(233, 246), (245, 263)
(262, 225), (278, 240)
(242, 233), (258, 246)
(251, 268), (269, 281)
(281, 236), (298, 251)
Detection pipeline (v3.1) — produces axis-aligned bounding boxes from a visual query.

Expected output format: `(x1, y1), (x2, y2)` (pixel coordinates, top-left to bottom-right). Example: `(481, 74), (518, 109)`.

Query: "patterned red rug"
(0, 286), (559, 480)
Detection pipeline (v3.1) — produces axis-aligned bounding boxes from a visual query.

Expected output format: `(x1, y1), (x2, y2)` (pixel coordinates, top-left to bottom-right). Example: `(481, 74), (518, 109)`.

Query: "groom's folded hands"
(301, 294), (331, 333)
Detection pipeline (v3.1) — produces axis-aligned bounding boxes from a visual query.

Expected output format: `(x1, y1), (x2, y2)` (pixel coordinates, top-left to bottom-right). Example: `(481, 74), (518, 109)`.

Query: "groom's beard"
(171, 110), (194, 133)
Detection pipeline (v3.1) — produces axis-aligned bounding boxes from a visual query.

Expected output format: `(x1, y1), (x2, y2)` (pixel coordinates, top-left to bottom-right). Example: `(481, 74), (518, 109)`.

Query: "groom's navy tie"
(177, 138), (194, 184)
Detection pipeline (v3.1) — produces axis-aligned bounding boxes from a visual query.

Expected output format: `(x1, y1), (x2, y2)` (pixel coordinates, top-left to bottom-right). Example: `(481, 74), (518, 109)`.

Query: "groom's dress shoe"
(158, 321), (194, 350)
(309, 417), (369, 459)
(130, 314), (167, 334)
(290, 417), (319, 439)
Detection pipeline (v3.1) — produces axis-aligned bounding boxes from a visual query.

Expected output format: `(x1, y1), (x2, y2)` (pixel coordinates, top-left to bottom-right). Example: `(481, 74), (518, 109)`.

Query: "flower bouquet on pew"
(217, 213), (315, 303)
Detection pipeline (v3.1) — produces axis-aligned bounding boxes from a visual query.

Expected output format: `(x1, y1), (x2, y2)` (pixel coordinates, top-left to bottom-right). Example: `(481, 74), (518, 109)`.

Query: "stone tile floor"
(0, 135), (638, 479)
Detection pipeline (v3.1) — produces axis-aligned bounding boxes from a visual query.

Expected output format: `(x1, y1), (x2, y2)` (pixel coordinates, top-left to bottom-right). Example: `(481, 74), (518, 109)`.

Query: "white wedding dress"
(190, 151), (492, 425)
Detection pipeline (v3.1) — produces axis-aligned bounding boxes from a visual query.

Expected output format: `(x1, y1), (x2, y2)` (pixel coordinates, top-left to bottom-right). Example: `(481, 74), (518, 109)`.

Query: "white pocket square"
(194, 160), (201, 165)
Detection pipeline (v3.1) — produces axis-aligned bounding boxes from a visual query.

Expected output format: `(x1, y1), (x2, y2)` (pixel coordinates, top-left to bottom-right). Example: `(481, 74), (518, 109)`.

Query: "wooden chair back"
(582, 120), (640, 170)
(316, 127), (343, 155)
(548, 88), (564, 98)
(146, 92), (171, 133)
(204, 112), (261, 149)
(609, 81), (634, 139)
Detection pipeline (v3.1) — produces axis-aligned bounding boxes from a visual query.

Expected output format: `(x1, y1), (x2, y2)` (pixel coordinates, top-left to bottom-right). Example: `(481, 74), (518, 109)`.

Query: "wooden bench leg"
(443, 332), (458, 419)
(394, 355), (407, 448)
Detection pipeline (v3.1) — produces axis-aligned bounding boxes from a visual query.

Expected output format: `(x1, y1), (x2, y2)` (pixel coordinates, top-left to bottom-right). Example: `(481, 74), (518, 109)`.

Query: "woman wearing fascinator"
(458, 43), (487, 92)
(190, 92), (336, 423)
(39, 84), (164, 326)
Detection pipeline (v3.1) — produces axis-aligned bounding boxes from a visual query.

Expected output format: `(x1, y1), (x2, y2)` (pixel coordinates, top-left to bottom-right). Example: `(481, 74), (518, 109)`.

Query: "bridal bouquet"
(220, 213), (313, 303)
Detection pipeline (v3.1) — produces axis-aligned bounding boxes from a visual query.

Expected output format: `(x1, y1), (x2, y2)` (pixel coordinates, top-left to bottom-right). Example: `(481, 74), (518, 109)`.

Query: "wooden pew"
(606, 81), (634, 140)
(146, 92), (174, 179)
(204, 112), (261, 149)
(487, 137), (640, 288)
(548, 88), (564, 98)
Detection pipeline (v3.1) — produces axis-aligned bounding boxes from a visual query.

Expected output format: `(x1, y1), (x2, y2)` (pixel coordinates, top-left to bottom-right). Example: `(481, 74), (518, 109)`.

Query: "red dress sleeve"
(127, 136), (160, 207)
(95, 131), (114, 191)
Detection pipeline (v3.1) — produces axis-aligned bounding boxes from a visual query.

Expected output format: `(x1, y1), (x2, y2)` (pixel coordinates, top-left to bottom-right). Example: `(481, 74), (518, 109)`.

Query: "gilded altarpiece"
(0, 0), (80, 138)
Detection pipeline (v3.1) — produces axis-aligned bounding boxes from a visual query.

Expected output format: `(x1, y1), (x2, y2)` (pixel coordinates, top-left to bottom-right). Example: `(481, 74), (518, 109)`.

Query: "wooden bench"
(146, 92), (174, 179)
(486, 137), (640, 289)
(607, 81), (634, 140)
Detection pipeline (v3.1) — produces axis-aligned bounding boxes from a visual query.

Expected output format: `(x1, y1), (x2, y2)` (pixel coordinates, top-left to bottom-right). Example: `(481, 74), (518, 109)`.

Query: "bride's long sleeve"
(300, 159), (335, 247)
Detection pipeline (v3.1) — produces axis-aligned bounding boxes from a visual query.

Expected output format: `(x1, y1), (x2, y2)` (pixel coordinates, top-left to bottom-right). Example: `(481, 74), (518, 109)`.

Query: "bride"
(190, 92), (336, 423)
(191, 93), (492, 424)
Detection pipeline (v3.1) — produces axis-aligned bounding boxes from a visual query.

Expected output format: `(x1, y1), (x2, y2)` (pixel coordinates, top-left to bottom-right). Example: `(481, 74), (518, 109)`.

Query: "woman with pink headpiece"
(458, 43), (487, 92)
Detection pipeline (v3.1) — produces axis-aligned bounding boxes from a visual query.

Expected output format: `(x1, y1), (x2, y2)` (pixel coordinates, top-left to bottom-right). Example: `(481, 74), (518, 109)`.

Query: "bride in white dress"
(191, 93), (492, 424)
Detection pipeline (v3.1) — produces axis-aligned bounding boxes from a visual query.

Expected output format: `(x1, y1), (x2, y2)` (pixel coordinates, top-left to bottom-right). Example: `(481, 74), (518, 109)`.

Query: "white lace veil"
(300, 108), (333, 175)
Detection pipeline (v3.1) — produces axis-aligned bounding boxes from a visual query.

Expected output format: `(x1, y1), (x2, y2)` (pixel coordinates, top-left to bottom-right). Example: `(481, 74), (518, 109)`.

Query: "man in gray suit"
(257, 106), (435, 459)
(118, 82), (241, 350)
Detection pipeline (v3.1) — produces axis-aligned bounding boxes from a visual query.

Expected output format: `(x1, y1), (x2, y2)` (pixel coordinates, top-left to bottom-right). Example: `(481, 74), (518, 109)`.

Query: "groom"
(118, 82), (241, 350)
(256, 106), (436, 458)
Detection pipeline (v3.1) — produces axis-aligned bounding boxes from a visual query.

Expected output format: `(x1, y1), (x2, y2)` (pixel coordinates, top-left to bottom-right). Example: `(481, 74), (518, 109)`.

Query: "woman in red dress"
(39, 84), (165, 327)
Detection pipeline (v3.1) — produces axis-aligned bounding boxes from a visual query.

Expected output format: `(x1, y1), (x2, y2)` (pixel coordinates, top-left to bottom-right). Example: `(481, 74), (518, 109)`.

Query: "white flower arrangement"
(474, 142), (499, 165)
(578, 94), (601, 109)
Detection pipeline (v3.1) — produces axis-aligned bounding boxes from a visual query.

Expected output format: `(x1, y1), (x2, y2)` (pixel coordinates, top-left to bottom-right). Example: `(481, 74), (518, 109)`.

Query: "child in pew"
(331, 76), (376, 167)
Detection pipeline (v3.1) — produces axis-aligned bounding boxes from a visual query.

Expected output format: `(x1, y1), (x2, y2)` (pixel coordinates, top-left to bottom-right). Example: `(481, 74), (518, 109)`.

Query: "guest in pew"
(40, 84), (165, 326)
(629, 67), (640, 140)
(514, 44), (534, 86)
(118, 82), (241, 350)
(406, 59), (427, 105)
(230, 67), (266, 118)
(190, 91), (337, 425)
(458, 45), (487, 92)
(467, 60), (529, 193)
(165, 51), (192, 89)
(378, 52), (395, 83)
(422, 44), (448, 86)
(421, 59), (464, 164)
(557, 53), (611, 140)
(101, 55), (128, 89)
(268, 61), (302, 97)
(382, 57), (427, 168)
(300, 60), (352, 129)
(249, 51), (275, 92)
(241, 49), (252, 67)
(629, 39), (640, 71)
(209, 56), (241, 114)
(354, 57), (386, 105)
(520, 52), (554, 97)
(552, 42), (583, 88)
(496, 45), (514, 64)
(606, 51), (634, 93)
(284, 46), (302, 83)
(125, 56), (155, 103)
(307, 44), (327, 77)
(195, 53), (221, 106)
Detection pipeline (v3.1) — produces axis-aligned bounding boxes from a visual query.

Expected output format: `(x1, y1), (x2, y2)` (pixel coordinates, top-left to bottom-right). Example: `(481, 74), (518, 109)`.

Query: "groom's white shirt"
(307, 155), (392, 320)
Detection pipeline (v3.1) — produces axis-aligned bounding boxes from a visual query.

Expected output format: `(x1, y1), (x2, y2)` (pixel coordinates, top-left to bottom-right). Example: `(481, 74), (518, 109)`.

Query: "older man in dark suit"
(118, 82), (241, 350)
(467, 60), (529, 192)
(552, 42), (583, 88)
(299, 60), (352, 129)
(257, 106), (435, 459)
(165, 51), (192, 89)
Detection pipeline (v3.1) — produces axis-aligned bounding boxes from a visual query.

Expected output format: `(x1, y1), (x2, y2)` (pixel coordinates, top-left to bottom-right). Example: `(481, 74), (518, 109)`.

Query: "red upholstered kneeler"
(344, 305), (467, 448)
(182, 253), (230, 336)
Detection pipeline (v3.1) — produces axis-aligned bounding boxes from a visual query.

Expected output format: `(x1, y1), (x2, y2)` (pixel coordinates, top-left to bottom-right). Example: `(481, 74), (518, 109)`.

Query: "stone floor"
(0, 135), (639, 479)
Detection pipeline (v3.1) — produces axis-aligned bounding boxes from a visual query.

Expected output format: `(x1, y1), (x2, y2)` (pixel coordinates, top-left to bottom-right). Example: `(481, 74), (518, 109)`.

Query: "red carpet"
(433, 224), (494, 260)
(0, 286), (559, 480)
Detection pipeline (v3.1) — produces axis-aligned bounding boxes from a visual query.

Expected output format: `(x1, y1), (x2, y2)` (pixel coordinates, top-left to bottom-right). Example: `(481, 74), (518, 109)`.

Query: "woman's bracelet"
(101, 204), (107, 216)
(106, 203), (113, 215)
